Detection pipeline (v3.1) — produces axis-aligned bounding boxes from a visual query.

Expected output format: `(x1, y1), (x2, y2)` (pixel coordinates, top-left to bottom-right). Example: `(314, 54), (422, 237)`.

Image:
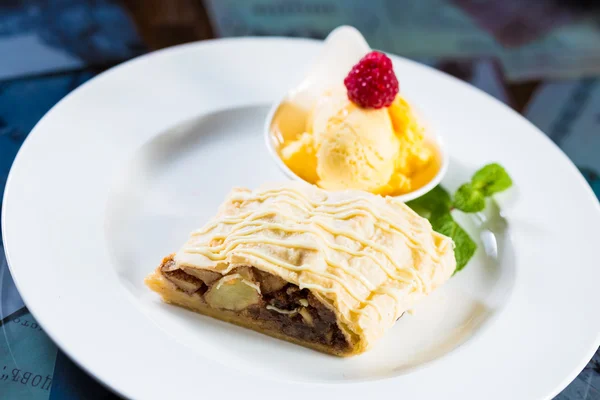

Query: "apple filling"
(160, 257), (349, 352)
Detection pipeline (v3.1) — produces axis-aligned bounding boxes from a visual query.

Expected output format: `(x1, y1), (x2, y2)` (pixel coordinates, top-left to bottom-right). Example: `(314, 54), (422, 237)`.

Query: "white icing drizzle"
(190, 208), (426, 284)
(186, 227), (379, 291)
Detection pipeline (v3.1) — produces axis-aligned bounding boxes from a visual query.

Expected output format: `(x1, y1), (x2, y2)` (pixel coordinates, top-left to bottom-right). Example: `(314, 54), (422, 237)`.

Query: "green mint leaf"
(430, 212), (477, 273)
(406, 185), (452, 219)
(471, 163), (513, 196)
(408, 184), (480, 273)
(453, 183), (486, 212)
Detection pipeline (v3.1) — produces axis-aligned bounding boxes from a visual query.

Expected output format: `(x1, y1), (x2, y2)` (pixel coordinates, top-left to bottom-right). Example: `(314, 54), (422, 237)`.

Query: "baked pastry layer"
(146, 183), (456, 356)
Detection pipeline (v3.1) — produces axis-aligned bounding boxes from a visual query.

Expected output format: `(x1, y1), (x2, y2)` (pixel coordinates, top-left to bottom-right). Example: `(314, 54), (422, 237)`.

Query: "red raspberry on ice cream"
(344, 51), (399, 109)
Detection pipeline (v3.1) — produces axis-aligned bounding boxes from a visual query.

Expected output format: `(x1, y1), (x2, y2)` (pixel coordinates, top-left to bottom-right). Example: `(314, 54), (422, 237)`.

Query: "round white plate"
(3, 38), (600, 400)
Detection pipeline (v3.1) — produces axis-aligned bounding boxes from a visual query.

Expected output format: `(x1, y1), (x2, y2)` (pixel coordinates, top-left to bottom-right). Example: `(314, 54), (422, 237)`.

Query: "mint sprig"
(407, 163), (512, 273)
(453, 163), (512, 212)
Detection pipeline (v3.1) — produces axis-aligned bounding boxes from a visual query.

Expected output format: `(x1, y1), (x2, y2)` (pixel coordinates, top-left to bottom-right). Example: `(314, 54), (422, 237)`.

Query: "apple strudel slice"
(145, 183), (456, 356)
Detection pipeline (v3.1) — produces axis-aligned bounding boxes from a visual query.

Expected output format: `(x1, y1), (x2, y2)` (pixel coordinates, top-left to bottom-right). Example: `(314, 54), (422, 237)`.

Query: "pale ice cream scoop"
(309, 86), (399, 192)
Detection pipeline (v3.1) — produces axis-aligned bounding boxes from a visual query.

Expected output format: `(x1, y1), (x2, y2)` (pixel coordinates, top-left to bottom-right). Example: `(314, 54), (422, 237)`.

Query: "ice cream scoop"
(309, 85), (399, 192)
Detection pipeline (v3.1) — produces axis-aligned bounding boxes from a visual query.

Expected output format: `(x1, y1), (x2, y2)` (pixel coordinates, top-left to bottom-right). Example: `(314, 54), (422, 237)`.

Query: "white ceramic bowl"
(263, 96), (449, 202)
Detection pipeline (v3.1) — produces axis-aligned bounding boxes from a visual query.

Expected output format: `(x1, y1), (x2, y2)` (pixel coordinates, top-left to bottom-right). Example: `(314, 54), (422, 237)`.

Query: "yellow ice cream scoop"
(308, 88), (399, 192)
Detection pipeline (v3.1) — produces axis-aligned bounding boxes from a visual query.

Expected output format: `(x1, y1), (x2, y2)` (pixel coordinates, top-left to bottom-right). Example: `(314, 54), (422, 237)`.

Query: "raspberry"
(343, 51), (399, 109)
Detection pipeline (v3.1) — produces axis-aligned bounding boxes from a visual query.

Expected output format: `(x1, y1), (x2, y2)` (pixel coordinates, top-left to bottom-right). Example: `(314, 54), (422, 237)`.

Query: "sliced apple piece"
(234, 266), (256, 281)
(163, 269), (204, 294)
(205, 275), (261, 311)
(254, 269), (288, 293)
(182, 267), (221, 285)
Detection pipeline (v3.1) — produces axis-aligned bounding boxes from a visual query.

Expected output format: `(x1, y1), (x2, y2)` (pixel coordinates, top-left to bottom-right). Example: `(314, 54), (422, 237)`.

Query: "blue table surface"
(0, 1), (599, 399)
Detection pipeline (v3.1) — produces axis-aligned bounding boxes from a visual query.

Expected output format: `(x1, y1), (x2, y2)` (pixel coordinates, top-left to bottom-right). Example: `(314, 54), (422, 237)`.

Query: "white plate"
(3, 38), (600, 400)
